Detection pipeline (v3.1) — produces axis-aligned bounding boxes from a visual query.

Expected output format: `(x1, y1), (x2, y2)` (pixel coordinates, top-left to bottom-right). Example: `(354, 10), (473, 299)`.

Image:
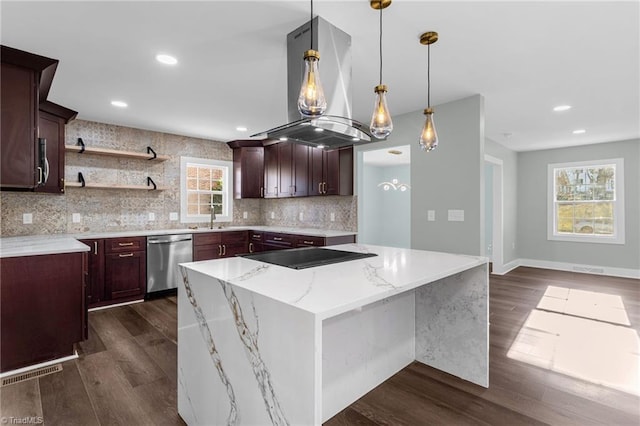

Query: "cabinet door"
(292, 143), (309, 197)
(263, 144), (279, 198)
(324, 149), (341, 195)
(35, 110), (65, 194)
(277, 142), (293, 198)
(1, 252), (85, 372)
(193, 245), (222, 261)
(0, 63), (38, 189)
(308, 147), (324, 196)
(80, 239), (105, 307)
(105, 251), (146, 300)
(234, 146), (264, 199)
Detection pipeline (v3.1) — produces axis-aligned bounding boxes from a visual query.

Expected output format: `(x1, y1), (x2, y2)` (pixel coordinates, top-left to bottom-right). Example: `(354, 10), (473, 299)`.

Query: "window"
(547, 158), (624, 244)
(180, 157), (233, 223)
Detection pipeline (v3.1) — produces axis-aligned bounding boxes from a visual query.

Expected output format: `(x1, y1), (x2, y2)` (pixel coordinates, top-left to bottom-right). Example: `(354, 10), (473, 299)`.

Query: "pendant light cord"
(310, 0), (314, 50)
(379, 4), (383, 85)
(427, 43), (431, 108)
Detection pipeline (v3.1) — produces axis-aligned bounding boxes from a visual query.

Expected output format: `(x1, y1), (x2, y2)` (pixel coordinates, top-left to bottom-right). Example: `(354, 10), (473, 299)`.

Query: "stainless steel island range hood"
(250, 17), (377, 148)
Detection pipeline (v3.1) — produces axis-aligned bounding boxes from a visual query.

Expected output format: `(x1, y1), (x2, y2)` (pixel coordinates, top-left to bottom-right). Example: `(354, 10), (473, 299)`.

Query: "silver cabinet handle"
(249, 242), (254, 253)
(218, 245), (222, 256)
(94, 241), (98, 255)
(119, 253), (134, 257)
(273, 237), (282, 241)
(118, 242), (134, 247)
(303, 240), (314, 245)
(260, 187), (264, 197)
(222, 245), (226, 256)
(37, 166), (43, 185)
(318, 182), (322, 193)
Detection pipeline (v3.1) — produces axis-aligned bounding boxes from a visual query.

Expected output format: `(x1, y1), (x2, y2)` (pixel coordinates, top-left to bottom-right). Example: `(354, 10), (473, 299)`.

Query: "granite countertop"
(181, 244), (487, 319)
(0, 226), (356, 258)
(0, 235), (90, 258)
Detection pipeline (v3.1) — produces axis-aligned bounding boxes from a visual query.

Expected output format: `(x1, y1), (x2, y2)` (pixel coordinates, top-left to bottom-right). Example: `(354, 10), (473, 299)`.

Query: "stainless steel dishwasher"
(147, 234), (193, 295)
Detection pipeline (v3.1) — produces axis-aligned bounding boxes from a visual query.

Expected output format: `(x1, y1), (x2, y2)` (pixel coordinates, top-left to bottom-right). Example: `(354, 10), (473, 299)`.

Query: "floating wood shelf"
(65, 182), (168, 191)
(64, 173), (166, 191)
(65, 143), (170, 161)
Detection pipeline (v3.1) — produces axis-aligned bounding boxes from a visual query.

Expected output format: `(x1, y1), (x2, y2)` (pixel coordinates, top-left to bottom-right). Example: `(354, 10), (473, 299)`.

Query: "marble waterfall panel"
(322, 291), (415, 422)
(178, 267), (319, 425)
(414, 263), (489, 387)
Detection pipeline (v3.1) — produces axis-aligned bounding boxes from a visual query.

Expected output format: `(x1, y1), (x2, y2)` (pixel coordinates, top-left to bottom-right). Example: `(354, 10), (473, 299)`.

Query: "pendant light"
(369, 0), (393, 139)
(297, 0), (327, 117)
(419, 31), (439, 152)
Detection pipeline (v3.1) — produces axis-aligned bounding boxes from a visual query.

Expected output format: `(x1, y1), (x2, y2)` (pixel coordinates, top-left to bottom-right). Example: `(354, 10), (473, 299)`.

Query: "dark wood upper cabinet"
(1, 45), (76, 192)
(263, 143), (279, 198)
(277, 141), (309, 197)
(309, 146), (353, 196)
(229, 140), (264, 199)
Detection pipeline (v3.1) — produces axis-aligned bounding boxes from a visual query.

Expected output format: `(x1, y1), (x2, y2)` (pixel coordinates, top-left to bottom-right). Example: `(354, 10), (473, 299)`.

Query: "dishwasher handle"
(147, 237), (193, 244)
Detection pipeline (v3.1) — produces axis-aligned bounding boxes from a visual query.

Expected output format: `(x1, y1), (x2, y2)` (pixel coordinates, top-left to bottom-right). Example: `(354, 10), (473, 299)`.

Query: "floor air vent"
(1, 364), (62, 387)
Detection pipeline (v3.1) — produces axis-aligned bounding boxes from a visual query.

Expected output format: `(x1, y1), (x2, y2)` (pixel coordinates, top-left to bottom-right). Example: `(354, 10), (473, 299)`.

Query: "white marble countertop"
(181, 244), (487, 319)
(0, 235), (90, 258)
(0, 226), (356, 258)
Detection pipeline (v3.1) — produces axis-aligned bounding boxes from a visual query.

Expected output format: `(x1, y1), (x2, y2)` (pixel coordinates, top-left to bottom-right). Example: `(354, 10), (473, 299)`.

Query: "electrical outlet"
(72, 213), (81, 223)
(330, 212), (335, 222)
(243, 211), (248, 219)
(299, 212), (304, 221)
(270, 211), (275, 219)
(148, 212), (156, 221)
(169, 212), (179, 221)
(427, 210), (435, 221)
(22, 213), (33, 224)
(512, 242), (516, 250)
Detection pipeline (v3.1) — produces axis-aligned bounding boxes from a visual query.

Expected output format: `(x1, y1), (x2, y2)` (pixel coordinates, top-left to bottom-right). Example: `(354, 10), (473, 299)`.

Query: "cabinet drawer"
(105, 236), (146, 253)
(295, 236), (326, 247)
(249, 231), (263, 242)
(263, 232), (295, 248)
(194, 232), (222, 246)
(222, 230), (248, 244)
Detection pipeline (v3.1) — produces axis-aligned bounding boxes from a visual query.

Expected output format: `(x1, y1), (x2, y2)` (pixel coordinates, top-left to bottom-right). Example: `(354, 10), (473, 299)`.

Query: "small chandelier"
(369, 0), (393, 139)
(419, 31), (439, 152)
(297, 0), (327, 117)
(378, 178), (410, 192)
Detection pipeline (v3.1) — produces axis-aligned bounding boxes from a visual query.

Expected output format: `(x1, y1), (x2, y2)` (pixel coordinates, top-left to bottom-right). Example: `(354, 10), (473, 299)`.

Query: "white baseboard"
(490, 258), (639, 279)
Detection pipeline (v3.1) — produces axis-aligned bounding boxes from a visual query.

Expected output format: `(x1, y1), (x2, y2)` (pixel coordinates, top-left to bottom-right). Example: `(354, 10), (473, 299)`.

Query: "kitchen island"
(178, 244), (488, 425)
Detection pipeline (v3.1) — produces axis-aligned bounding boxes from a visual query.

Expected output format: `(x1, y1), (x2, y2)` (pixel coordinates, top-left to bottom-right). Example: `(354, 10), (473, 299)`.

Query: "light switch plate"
(448, 209), (465, 221)
(330, 212), (335, 222)
(299, 212), (304, 221)
(270, 211), (275, 219)
(72, 213), (81, 223)
(169, 212), (179, 221)
(22, 213), (33, 224)
(243, 211), (248, 219)
(148, 212), (156, 221)
(427, 210), (435, 221)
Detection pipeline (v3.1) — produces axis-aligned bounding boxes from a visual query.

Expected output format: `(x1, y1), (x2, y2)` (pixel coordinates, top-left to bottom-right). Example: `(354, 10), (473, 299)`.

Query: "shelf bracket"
(147, 146), (157, 160)
(78, 172), (86, 187)
(147, 177), (157, 190)
(77, 138), (86, 153)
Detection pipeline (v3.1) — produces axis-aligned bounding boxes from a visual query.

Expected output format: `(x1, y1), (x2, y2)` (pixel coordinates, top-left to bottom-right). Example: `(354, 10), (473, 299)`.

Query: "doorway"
(484, 155), (503, 273)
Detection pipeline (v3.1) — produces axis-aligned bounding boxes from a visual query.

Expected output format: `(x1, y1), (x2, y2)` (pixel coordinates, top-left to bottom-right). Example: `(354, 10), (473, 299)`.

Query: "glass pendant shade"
(419, 108), (438, 151)
(297, 50), (327, 117)
(370, 85), (393, 139)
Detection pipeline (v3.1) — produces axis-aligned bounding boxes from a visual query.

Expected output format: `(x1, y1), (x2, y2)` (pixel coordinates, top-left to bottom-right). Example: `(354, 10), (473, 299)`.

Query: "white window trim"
(547, 158), (624, 244)
(180, 156), (234, 224)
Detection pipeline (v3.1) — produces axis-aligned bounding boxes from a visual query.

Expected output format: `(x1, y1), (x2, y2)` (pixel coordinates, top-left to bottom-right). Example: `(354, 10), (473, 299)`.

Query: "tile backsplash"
(0, 120), (356, 237)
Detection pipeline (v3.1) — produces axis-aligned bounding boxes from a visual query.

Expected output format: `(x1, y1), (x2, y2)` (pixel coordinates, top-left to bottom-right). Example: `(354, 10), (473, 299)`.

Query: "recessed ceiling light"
(553, 105), (572, 112)
(156, 54), (178, 65)
(314, 128), (324, 132)
(279, 137), (288, 141)
(317, 144), (326, 149)
(572, 129), (586, 134)
(236, 126), (248, 132)
(111, 100), (128, 108)
(352, 137), (360, 142)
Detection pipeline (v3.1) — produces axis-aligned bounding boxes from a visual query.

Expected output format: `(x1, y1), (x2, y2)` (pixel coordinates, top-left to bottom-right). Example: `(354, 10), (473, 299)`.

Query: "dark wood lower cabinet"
(0, 252), (86, 372)
(105, 250), (146, 300)
(193, 231), (249, 261)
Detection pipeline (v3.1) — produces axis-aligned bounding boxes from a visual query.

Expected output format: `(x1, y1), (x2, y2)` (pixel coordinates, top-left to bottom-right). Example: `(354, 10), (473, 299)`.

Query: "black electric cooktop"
(238, 247), (377, 270)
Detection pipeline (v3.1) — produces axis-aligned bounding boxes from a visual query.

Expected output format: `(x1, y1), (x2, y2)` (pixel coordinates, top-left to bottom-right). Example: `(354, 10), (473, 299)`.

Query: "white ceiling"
(2, 1), (638, 153)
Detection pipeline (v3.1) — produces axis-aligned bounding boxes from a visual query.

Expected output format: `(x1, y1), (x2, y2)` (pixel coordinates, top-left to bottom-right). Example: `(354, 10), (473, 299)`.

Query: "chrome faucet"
(210, 204), (216, 229)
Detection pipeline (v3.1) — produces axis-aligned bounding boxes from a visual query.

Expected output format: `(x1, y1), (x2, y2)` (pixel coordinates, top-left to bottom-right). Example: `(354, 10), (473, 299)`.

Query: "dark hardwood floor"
(1, 267), (638, 425)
